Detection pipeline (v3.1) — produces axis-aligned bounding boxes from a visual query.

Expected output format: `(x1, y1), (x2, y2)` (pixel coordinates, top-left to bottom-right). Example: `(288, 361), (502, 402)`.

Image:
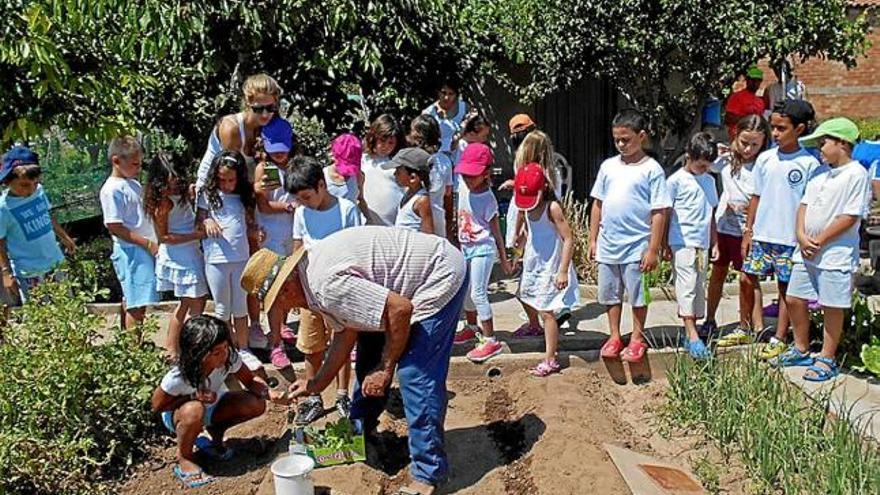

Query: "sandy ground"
(120, 364), (749, 495)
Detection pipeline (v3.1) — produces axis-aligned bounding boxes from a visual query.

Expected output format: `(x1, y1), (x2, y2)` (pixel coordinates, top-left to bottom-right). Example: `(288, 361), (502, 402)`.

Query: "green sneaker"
(759, 339), (787, 360)
(716, 329), (752, 348)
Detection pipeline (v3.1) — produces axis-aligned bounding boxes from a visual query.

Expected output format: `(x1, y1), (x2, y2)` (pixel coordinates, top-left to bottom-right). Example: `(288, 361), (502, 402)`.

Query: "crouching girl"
(151, 314), (287, 488)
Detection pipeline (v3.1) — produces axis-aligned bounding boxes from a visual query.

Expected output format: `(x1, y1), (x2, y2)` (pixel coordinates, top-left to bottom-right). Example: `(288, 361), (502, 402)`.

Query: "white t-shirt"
(160, 351), (242, 406)
(429, 152), (454, 235)
(590, 155), (672, 264)
(713, 157), (754, 237)
(457, 185), (498, 257)
(198, 192), (249, 264)
(293, 197), (362, 248)
(323, 166), (360, 204)
(667, 169), (719, 249)
(361, 153), (403, 226)
(100, 176), (157, 247)
(751, 147), (823, 247)
(796, 161), (868, 270)
(423, 100), (467, 153)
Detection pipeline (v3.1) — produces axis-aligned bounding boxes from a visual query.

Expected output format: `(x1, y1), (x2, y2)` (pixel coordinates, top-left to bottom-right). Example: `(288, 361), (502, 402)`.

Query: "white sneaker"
(248, 323), (269, 349)
(238, 348), (264, 371)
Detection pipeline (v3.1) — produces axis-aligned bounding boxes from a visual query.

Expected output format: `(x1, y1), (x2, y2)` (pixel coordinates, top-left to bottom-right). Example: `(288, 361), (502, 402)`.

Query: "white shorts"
(787, 263), (853, 309)
(673, 247), (708, 318)
(598, 262), (646, 307)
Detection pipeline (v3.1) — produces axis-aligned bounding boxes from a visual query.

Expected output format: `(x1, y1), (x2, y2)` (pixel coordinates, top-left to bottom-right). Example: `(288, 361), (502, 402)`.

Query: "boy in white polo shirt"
(590, 109), (671, 363)
(742, 100), (822, 360)
(663, 133), (719, 360)
(777, 118), (868, 382)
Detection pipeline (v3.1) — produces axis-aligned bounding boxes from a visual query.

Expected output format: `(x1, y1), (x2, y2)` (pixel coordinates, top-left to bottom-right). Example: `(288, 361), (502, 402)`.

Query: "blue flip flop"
(173, 464), (215, 489)
(803, 356), (840, 382)
(195, 436), (235, 462)
(773, 347), (814, 368)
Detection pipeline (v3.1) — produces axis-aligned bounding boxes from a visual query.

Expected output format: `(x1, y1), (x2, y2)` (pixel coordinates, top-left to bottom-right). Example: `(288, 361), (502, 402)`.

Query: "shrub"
(663, 352), (880, 494)
(65, 237), (122, 303)
(561, 193), (598, 284)
(809, 291), (880, 372)
(0, 276), (166, 494)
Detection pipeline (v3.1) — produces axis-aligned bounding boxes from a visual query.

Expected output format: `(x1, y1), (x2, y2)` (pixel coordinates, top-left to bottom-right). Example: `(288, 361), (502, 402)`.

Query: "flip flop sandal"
(772, 347), (814, 368)
(513, 323), (543, 338)
(803, 356), (840, 382)
(620, 340), (648, 363)
(173, 465), (216, 489)
(529, 360), (561, 377)
(600, 337), (624, 359)
(195, 436), (235, 462)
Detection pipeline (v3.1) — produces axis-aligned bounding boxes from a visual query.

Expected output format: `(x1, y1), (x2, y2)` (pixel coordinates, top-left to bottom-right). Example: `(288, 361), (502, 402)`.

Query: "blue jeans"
(350, 273), (469, 486)
(463, 251), (495, 321)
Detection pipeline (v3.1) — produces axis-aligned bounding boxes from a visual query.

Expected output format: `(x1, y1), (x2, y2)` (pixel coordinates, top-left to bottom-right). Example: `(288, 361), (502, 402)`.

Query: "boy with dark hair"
(779, 118), (867, 381)
(742, 100), (823, 360)
(663, 133), (719, 359)
(284, 156), (361, 423)
(591, 109), (671, 363)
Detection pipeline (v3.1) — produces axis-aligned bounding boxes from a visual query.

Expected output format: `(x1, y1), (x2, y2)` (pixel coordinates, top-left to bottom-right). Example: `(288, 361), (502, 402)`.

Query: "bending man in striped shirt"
(241, 226), (468, 495)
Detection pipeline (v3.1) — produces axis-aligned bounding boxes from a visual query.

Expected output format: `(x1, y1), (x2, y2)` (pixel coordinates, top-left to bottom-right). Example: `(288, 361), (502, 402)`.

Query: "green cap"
(799, 117), (860, 147)
(746, 65), (764, 80)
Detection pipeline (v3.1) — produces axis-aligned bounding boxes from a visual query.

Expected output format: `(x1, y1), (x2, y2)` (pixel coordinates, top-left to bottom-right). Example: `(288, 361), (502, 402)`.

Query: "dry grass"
(561, 193), (598, 284)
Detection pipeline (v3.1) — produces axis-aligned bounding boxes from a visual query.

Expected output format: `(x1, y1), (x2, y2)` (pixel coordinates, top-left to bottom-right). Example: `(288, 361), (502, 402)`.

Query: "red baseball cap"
(454, 143), (494, 177)
(514, 163), (546, 211)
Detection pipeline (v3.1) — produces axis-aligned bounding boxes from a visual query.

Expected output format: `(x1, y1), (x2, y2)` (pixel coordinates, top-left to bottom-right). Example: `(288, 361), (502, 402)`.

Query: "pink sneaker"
(466, 339), (503, 363)
(280, 326), (297, 344)
(453, 325), (479, 345)
(270, 346), (291, 369)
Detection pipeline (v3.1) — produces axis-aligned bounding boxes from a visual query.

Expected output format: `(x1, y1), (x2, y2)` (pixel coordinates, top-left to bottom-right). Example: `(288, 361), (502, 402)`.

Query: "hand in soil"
(287, 378), (312, 400)
(362, 369), (392, 397)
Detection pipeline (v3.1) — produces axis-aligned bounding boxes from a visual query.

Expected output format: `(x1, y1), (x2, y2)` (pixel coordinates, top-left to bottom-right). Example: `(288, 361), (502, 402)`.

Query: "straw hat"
(240, 247), (307, 311)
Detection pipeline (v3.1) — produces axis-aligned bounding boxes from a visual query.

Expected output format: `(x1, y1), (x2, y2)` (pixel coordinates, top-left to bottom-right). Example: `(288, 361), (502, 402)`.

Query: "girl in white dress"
(513, 163), (579, 376)
(145, 152), (208, 360)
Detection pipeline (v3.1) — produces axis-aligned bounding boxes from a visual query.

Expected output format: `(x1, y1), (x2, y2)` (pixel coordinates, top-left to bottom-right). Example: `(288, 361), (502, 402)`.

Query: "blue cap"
(0, 146), (39, 183)
(261, 117), (294, 154)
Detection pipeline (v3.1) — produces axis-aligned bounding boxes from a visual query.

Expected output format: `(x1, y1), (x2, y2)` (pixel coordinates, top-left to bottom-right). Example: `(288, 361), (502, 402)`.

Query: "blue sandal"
(195, 436), (235, 461)
(803, 356), (840, 382)
(173, 464), (216, 489)
(773, 347), (814, 368)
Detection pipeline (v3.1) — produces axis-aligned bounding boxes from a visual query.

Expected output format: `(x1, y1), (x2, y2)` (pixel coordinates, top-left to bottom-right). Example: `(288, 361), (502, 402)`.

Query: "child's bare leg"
(247, 294), (261, 328)
(206, 391), (267, 448)
(304, 351), (323, 381)
(706, 265), (728, 323)
(683, 316), (699, 341)
(631, 305), (648, 344)
(606, 304), (623, 341)
(818, 307), (844, 360)
(166, 302), (188, 358)
(336, 361), (352, 396)
(522, 302), (542, 328)
(174, 401), (206, 473)
(465, 311), (478, 326)
(480, 318), (495, 338)
(540, 310), (559, 362)
(124, 306), (146, 329)
(232, 316), (249, 349)
(738, 273), (755, 330)
(744, 274), (763, 330)
(785, 295), (810, 353)
(774, 282), (790, 341)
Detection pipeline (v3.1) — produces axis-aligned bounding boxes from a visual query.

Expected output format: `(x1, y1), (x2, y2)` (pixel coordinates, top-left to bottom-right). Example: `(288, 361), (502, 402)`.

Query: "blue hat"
(0, 146), (39, 183)
(261, 117), (293, 154)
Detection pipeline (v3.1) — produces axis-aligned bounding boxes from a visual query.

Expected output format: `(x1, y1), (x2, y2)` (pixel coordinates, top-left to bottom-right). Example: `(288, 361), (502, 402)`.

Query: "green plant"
(663, 352), (880, 494)
(691, 455), (721, 495)
(643, 260), (673, 289)
(0, 276), (165, 495)
(561, 193), (597, 284)
(65, 237), (121, 303)
(855, 118), (880, 141)
(809, 291), (880, 371)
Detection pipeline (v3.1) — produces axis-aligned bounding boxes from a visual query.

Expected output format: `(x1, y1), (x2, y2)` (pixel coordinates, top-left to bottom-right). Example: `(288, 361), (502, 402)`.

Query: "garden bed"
(118, 356), (744, 494)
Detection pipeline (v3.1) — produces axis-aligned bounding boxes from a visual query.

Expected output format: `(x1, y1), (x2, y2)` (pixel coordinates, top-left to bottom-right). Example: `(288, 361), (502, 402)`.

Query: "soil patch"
(121, 365), (747, 494)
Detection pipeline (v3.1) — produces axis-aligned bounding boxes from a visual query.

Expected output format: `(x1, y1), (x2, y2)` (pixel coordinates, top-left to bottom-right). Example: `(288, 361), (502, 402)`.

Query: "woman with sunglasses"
(195, 73), (282, 356)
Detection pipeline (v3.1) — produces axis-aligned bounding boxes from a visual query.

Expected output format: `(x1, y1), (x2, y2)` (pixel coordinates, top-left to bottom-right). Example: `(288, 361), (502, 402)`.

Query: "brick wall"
(757, 19), (880, 120)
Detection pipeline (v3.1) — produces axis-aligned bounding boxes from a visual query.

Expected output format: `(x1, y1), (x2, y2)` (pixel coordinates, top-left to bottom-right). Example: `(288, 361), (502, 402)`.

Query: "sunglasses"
(249, 103), (278, 115)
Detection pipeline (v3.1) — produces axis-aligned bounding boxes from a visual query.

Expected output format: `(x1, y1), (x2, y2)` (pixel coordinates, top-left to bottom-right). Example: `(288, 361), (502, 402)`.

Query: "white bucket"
(271, 454), (315, 495)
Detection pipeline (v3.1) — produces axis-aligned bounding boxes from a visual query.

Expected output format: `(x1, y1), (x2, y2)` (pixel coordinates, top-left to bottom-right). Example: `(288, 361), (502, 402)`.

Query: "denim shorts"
(161, 394), (225, 433)
(742, 240), (794, 283)
(787, 263), (853, 309)
(598, 262), (647, 307)
(111, 243), (159, 309)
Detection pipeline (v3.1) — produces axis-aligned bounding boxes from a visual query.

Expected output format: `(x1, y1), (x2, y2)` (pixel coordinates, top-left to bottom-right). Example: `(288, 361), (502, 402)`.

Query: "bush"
(65, 237), (122, 303)
(561, 193), (597, 284)
(0, 276), (166, 494)
(663, 352), (880, 494)
(809, 291), (880, 373)
(856, 118), (880, 141)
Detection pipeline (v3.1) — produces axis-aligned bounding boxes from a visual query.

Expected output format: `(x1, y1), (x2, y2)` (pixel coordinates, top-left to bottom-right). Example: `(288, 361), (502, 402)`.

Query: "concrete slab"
(604, 443), (705, 495)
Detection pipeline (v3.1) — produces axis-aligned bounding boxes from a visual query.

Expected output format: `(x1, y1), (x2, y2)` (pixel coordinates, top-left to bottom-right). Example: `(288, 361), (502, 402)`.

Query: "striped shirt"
(299, 226), (467, 332)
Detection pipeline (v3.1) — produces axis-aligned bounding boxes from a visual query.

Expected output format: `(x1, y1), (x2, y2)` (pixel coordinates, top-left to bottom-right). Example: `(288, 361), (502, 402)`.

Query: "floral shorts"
(742, 240), (794, 283)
